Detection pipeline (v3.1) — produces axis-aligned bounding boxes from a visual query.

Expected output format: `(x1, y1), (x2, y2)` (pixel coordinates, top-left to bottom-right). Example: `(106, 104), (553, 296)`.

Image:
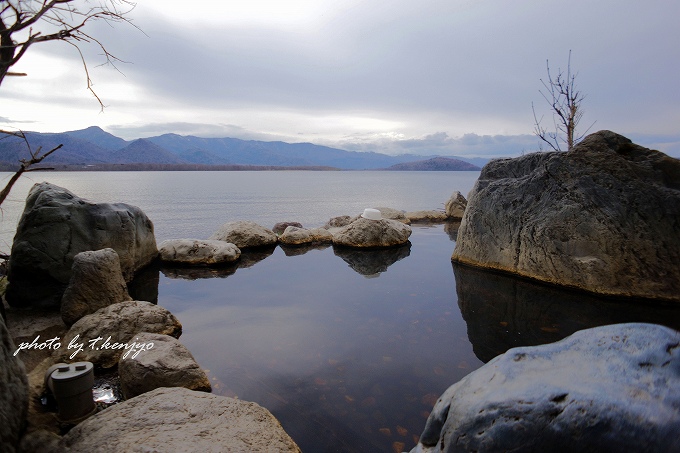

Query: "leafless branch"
(0, 0), (139, 109)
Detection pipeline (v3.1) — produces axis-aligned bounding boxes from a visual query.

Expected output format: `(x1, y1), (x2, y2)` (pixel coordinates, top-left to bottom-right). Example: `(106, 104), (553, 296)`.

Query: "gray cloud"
(2, 0), (679, 159)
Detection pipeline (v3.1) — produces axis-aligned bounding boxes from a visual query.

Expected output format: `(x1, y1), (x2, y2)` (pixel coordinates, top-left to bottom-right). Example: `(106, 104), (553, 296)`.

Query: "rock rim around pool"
(158, 239), (241, 265)
(452, 130), (680, 302)
(6, 182), (158, 308)
(209, 220), (278, 249)
(332, 217), (412, 248)
(56, 301), (182, 368)
(411, 323), (680, 453)
(57, 387), (301, 452)
(118, 332), (211, 399)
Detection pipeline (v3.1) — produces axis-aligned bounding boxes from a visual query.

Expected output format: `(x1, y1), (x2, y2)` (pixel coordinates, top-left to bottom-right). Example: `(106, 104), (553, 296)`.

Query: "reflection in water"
(128, 265), (159, 303)
(279, 243), (332, 257)
(443, 221), (460, 242)
(239, 246), (277, 268)
(453, 262), (680, 363)
(333, 243), (411, 277)
(160, 263), (238, 280)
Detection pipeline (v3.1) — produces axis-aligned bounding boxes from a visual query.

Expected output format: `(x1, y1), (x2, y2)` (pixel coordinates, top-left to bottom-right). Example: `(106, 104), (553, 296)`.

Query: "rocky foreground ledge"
(411, 323), (680, 452)
(453, 130), (680, 302)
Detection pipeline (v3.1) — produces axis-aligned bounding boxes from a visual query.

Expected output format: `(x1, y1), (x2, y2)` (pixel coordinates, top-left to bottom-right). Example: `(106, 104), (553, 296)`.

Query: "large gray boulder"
(209, 220), (278, 248)
(158, 239), (241, 265)
(332, 217), (412, 248)
(411, 323), (680, 453)
(61, 248), (132, 327)
(56, 301), (182, 368)
(58, 387), (301, 452)
(0, 317), (28, 453)
(6, 183), (158, 308)
(452, 131), (680, 301)
(118, 332), (211, 399)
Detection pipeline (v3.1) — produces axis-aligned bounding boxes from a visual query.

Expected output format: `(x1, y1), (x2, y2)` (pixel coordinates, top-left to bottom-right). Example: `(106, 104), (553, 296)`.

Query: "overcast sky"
(1, 0), (679, 158)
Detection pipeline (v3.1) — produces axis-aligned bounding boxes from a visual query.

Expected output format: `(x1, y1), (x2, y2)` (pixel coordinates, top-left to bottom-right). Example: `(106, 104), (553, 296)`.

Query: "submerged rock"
(452, 131), (680, 301)
(61, 248), (132, 327)
(158, 239), (241, 265)
(406, 210), (449, 223)
(58, 387), (301, 452)
(279, 226), (333, 246)
(411, 323), (680, 453)
(57, 301), (182, 368)
(6, 182), (157, 308)
(118, 332), (211, 399)
(209, 220), (278, 249)
(332, 217), (412, 248)
(0, 316), (28, 453)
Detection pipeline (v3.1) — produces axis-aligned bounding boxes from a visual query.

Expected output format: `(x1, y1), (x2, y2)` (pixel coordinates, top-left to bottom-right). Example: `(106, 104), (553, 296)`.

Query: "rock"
(332, 217), (411, 248)
(411, 323), (680, 453)
(6, 182), (157, 308)
(273, 221), (304, 235)
(405, 210), (449, 223)
(57, 301), (182, 368)
(0, 316), (28, 453)
(323, 215), (353, 229)
(444, 191), (467, 219)
(158, 239), (241, 265)
(209, 220), (278, 248)
(61, 248), (132, 327)
(452, 131), (680, 301)
(279, 226), (333, 246)
(374, 207), (411, 224)
(58, 387), (301, 452)
(118, 332), (210, 399)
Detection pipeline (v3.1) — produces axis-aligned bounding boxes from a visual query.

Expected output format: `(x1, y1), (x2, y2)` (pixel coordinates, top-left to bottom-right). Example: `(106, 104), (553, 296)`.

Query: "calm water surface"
(3, 171), (679, 453)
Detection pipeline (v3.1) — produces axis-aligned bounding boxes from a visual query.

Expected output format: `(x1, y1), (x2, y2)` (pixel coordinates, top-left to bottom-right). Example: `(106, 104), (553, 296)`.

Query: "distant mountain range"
(0, 126), (484, 171)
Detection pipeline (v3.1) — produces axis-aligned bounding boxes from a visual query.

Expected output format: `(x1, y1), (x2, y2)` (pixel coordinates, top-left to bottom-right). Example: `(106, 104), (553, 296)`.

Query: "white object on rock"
(360, 208), (382, 220)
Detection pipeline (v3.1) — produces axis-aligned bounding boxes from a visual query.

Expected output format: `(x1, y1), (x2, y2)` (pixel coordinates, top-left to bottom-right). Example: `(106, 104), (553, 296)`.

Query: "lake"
(2, 171), (679, 453)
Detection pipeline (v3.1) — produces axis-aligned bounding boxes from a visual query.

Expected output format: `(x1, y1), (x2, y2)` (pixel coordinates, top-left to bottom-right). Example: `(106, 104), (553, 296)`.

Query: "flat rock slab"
(279, 226), (333, 245)
(405, 210), (449, 223)
(158, 239), (241, 265)
(332, 217), (412, 248)
(58, 387), (301, 452)
(119, 332), (211, 399)
(411, 323), (680, 453)
(209, 220), (278, 248)
(452, 131), (680, 301)
(56, 301), (182, 368)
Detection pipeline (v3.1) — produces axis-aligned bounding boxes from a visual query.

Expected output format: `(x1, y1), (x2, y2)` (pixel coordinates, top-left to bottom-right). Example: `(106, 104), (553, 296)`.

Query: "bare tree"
(532, 51), (593, 151)
(0, 0), (138, 210)
(1, 0), (138, 105)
